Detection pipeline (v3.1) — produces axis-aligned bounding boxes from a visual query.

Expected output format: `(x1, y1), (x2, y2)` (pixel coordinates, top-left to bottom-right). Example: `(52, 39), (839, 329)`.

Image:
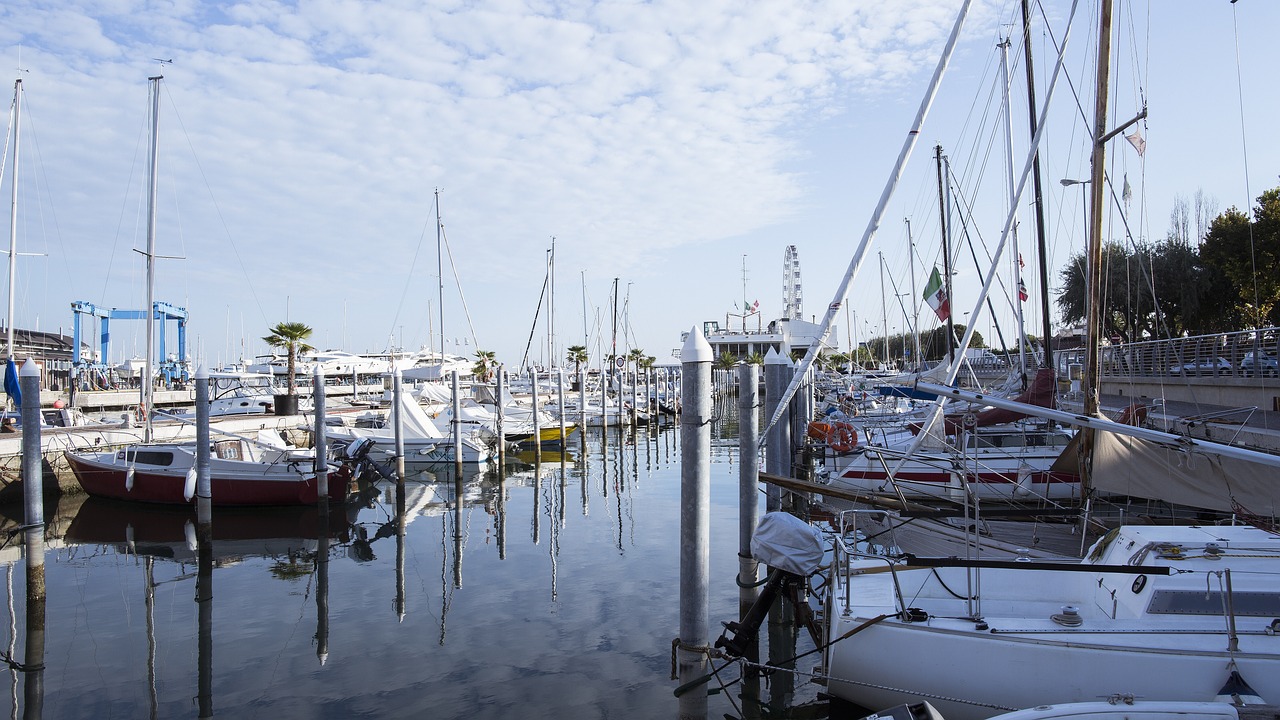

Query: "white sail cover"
(1090, 430), (1279, 517)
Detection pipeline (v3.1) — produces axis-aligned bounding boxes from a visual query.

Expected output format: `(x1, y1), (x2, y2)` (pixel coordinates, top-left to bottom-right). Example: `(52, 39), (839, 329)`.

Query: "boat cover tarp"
(391, 392), (445, 439)
(751, 512), (824, 576)
(1088, 429), (1278, 516)
(942, 367), (1056, 434)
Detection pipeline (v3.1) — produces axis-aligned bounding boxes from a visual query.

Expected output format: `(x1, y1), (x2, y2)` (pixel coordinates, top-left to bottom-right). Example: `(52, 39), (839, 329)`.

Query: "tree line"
(1056, 187), (1280, 341)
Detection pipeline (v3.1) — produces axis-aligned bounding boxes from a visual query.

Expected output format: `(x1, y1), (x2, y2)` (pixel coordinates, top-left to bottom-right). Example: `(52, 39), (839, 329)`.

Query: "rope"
(0, 650), (42, 673)
(669, 637), (732, 695)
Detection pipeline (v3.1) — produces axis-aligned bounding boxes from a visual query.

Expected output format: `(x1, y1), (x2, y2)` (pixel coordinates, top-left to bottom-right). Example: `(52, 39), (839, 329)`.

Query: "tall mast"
(6, 79), (20, 361)
(548, 237), (555, 368)
(142, 75), (162, 442)
(905, 219), (922, 370)
(1021, 0), (1054, 369)
(1000, 38), (1028, 384)
(1079, 0), (1115, 502)
(435, 188), (444, 378)
(936, 144), (955, 363)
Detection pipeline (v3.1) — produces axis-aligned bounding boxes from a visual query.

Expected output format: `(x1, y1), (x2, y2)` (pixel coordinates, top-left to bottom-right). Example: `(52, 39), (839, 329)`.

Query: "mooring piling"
(677, 327), (712, 720)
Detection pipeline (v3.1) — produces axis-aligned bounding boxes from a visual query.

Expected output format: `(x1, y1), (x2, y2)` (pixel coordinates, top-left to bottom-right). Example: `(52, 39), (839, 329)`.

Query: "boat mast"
(936, 144), (955, 364)
(435, 188), (444, 379)
(1000, 38), (1029, 384)
(548, 236), (555, 369)
(143, 75), (162, 442)
(906, 219), (922, 371)
(1020, 0), (1055, 370)
(878, 251), (888, 367)
(6, 79), (20, 362)
(1080, 0), (1115, 499)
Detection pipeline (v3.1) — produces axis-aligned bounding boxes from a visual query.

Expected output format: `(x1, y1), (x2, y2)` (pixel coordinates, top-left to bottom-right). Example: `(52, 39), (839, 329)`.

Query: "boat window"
(125, 450), (175, 467)
(1147, 590), (1280, 616)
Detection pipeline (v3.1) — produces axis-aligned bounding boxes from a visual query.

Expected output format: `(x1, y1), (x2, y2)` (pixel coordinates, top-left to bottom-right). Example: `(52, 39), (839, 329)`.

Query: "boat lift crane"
(70, 300), (190, 388)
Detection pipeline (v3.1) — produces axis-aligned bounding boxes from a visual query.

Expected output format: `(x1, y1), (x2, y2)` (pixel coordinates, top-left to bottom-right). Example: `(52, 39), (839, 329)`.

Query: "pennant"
(1123, 175), (1132, 207)
(1125, 129), (1146, 157)
(923, 267), (950, 321)
(1018, 280), (1028, 302)
(1018, 253), (1024, 269)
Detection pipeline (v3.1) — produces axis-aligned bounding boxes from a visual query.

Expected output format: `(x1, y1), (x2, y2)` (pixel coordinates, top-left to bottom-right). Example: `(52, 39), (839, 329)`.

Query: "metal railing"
(1057, 326), (1280, 380)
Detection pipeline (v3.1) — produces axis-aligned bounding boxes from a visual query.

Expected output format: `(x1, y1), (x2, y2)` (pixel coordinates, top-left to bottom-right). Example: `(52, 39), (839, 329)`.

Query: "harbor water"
(0, 404), (828, 718)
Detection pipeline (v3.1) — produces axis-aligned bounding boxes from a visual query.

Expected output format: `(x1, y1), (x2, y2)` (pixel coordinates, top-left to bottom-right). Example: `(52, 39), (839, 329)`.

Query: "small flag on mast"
(923, 267), (950, 321)
(1018, 280), (1028, 302)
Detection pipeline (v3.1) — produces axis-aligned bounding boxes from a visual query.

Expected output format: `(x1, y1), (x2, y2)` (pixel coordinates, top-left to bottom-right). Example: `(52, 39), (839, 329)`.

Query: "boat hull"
(66, 452), (349, 506)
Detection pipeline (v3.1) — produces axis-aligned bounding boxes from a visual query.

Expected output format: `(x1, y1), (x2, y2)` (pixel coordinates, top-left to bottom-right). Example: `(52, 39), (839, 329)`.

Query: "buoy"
(1014, 463), (1033, 497)
(1216, 669), (1266, 706)
(827, 422), (858, 454)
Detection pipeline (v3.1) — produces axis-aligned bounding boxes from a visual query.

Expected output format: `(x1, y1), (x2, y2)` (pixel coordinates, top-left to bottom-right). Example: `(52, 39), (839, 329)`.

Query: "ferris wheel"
(783, 245), (803, 320)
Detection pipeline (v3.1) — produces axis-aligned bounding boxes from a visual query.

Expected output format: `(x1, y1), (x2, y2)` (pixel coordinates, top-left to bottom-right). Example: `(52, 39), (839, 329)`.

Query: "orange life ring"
(827, 421), (858, 454)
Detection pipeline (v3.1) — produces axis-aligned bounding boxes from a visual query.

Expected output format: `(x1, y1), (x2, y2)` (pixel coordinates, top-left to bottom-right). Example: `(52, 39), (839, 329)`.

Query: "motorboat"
(66, 429), (356, 506)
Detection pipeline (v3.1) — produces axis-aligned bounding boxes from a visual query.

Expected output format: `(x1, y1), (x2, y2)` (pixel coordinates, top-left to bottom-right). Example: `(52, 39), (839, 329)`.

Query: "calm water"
(0, 410), (827, 718)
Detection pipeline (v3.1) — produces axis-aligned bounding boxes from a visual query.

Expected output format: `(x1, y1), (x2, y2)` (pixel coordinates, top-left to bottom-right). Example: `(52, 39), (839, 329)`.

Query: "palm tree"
(473, 350), (497, 382)
(566, 345), (588, 376)
(745, 351), (765, 365)
(714, 352), (738, 371)
(262, 321), (314, 397)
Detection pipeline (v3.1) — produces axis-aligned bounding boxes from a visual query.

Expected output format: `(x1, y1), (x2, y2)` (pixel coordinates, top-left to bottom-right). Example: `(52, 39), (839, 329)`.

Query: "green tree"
(262, 321), (314, 396)
(566, 345), (588, 376)
(745, 352), (765, 365)
(472, 350), (497, 382)
(714, 352), (737, 371)
(1200, 188), (1280, 327)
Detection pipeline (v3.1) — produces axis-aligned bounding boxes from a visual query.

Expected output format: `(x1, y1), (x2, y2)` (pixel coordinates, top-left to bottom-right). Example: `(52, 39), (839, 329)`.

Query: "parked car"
(1240, 351), (1279, 377)
(1168, 356), (1231, 376)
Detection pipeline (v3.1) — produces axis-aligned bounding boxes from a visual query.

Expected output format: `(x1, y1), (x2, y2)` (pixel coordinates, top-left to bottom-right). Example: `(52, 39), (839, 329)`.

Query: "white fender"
(125, 465), (135, 492)
(184, 465), (197, 501)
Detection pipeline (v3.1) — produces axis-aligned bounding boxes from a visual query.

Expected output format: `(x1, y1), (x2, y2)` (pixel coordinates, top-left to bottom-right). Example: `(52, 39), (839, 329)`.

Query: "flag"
(1122, 175), (1132, 207)
(1018, 253), (1024, 269)
(923, 267), (950, 321)
(1018, 280), (1028, 302)
(3, 359), (20, 409)
(751, 299), (759, 312)
(1125, 129), (1146, 157)
(743, 300), (750, 313)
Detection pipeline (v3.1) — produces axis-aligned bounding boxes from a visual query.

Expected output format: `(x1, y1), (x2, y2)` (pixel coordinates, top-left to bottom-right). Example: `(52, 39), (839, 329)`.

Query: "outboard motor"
(715, 512), (825, 658)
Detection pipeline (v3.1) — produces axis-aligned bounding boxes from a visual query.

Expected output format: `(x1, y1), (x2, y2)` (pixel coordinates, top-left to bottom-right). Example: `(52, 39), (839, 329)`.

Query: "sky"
(1, 0), (1276, 372)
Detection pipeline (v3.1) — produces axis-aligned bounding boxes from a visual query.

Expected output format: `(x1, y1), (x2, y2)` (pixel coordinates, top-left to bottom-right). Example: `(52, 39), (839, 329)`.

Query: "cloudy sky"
(1, 0), (1276, 371)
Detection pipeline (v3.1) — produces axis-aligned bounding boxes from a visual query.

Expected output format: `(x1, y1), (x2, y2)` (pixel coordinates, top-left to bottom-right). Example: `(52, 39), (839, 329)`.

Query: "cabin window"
(214, 440), (243, 460)
(125, 450), (175, 467)
(1147, 590), (1280, 617)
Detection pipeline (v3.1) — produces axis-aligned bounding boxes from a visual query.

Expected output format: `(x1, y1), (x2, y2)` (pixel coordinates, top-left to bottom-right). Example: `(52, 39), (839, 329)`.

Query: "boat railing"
(832, 509), (908, 618)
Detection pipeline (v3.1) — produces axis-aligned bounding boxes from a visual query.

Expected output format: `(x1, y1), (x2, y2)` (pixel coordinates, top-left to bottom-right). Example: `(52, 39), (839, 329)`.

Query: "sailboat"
(65, 76), (355, 506)
(815, 3), (1280, 717)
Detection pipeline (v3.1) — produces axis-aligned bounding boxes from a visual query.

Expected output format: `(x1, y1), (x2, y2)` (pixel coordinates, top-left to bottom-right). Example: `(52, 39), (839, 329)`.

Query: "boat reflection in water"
(0, 422), (823, 718)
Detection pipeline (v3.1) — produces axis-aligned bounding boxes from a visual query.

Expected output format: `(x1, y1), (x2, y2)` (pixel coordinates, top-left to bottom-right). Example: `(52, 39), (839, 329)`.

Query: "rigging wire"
(1230, 1), (1260, 329)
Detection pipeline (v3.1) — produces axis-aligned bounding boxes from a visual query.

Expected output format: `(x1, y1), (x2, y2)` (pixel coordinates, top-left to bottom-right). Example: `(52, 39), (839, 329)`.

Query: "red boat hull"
(66, 454), (351, 507)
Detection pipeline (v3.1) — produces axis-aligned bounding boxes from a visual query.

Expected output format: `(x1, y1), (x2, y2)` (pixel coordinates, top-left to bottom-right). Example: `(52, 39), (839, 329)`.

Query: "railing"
(1057, 326), (1280, 380)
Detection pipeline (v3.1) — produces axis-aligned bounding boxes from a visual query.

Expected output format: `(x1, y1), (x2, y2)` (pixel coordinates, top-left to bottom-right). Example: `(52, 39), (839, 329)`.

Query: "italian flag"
(923, 267), (950, 321)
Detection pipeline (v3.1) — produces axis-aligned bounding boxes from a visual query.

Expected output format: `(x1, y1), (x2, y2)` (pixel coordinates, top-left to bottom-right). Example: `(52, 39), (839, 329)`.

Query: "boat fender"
(183, 520), (197, 552)
(184, 465), (197, 501)
(125, 465), (135, 492)
(827, 422), (858, 454)
(1014, 464), (1033, 497)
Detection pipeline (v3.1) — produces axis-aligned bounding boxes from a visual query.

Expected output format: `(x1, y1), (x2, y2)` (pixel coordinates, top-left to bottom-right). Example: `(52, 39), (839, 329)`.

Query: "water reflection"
(0, 422), (823, 718)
